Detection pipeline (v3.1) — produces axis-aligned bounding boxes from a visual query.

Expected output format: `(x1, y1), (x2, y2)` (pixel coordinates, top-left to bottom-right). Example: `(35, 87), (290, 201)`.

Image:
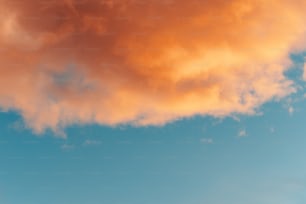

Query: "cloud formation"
(0, 0), (305, 135)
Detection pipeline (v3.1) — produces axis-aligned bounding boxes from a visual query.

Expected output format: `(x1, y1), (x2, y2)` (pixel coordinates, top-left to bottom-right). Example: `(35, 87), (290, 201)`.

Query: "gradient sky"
(1, 0), (306, 204)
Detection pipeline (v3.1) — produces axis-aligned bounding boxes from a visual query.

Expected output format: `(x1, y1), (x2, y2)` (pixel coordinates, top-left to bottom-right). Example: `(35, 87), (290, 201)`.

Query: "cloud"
(83, 139), (102, 146)
(200, 138), (213, 144)
(0, 0), (306, 135)
(269, 127), (275, 133)
(238, 129), (247, 137)
(60, 144), (75, 151)
(288, 106), (295, 115)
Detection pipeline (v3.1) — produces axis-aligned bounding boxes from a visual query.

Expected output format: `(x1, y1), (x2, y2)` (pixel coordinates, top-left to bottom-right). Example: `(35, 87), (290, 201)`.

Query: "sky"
(1, 0), (306, 203)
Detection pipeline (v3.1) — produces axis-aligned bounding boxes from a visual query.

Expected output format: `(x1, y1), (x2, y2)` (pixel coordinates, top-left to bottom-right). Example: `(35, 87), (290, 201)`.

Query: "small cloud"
(288, 106), (294, 115)
(238, 129), (247, 137)
(282, 98), (295, 116)
(200, 138), (213, 144)
(231, 116), (241, 122)
(269, 127), (275, 133)
(83, 140), (102, 146)
(61, 144), (75, 151)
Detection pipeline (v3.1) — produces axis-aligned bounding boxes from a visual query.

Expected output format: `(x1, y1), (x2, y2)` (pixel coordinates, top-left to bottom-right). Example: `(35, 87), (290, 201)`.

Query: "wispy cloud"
(83, 140), (102, 146)
(269, 127), (275, 133)
(238, 129), (247, 138)
(200, 138), (213, 144)
(288, 106), (295, 115)
(61, 144), (75, 151)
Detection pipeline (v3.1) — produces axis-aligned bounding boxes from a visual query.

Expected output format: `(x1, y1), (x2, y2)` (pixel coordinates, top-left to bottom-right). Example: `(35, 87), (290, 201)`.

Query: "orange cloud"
(0, 0), (305, 136)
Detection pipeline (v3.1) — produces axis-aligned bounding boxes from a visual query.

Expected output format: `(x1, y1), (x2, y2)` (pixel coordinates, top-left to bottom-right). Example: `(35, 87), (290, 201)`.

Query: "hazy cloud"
(61, 144), (75, 151)
(238, 129), (247, 137)
(83, 139), (102, 146)
(200, 138), (213, 144)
